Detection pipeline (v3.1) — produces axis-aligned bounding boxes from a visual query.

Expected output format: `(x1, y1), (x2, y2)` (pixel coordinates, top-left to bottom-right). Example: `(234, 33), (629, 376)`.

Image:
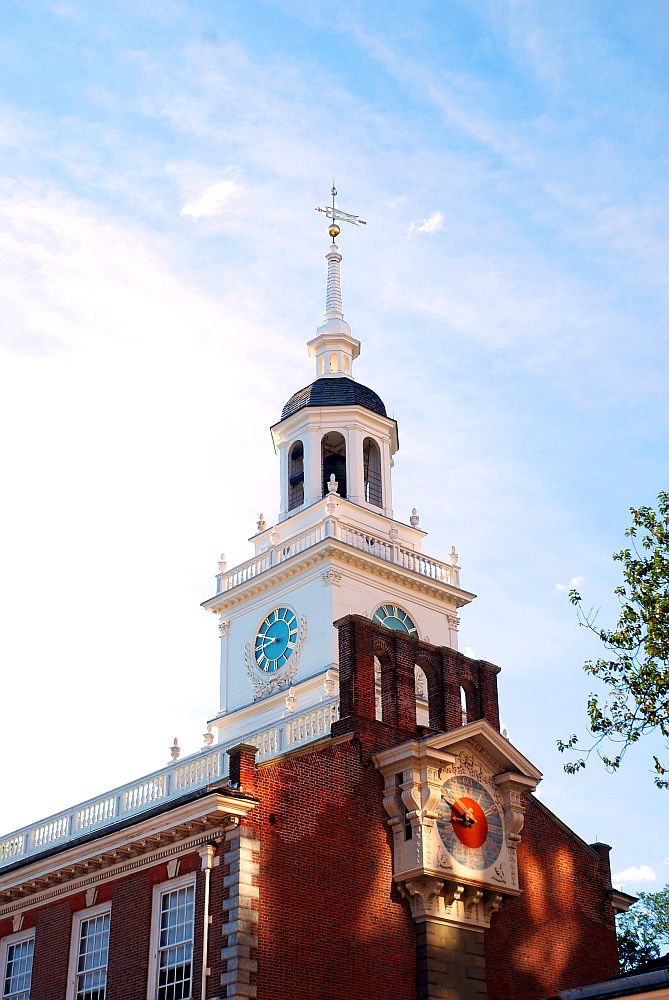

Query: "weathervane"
(315, 184), (367, 242)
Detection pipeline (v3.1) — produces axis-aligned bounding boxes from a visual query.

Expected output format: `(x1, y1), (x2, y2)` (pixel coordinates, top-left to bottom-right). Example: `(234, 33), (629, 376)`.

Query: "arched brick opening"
(415, 650), (445, 731)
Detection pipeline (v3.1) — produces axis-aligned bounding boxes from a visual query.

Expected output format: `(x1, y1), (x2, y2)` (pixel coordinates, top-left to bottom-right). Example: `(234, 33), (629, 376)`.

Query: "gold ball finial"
(328, 223), (340, 239)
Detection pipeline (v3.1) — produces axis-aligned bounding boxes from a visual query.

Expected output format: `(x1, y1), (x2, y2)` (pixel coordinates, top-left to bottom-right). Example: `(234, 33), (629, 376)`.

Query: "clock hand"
(444, 799), (476, 828)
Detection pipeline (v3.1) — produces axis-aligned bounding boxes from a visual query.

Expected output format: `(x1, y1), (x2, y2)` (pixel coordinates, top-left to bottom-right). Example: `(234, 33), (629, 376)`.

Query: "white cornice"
(203, 540), (474, 614)
(0, 791), (256, 912)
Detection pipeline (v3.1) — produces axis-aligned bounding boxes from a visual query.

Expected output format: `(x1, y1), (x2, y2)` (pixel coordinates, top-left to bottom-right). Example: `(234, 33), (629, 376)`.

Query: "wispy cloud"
(408, 210), (444, 238)
(181, 179), (240, 219)
(555, 576), (584, 592)
(612, 864), (656, 885)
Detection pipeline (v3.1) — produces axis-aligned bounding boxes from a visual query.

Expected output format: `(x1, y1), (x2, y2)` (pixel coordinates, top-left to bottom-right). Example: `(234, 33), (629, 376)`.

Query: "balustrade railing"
(0, 744), (227, 872)
(217, 518), (459, 594)
(0, 699), (341, 873)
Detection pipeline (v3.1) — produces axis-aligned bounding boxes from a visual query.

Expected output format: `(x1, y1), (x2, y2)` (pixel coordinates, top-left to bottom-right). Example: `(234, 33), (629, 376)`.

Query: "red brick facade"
(0, 616), (620, 1000)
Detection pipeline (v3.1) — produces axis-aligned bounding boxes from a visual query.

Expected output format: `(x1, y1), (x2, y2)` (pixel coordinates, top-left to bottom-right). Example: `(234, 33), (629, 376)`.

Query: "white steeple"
(307, 187), (361, 378)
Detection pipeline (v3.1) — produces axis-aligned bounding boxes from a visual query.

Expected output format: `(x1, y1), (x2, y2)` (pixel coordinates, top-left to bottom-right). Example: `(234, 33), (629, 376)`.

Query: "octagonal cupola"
(272, 204), (398, 524)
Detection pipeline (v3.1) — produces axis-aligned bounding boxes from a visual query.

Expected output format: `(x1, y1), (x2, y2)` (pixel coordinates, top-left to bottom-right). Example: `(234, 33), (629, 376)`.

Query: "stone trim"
(220, 825), (259, 999)
(416, 920), (487, 1000)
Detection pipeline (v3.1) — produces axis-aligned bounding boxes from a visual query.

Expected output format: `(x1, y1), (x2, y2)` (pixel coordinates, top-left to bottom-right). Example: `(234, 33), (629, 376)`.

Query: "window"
(67, 904), (111, 1000)
(460, 685), (468, 726)
(415, 665), (429, 727)
(1, 929), (34, 1000)
(374, 656), (383, 721)
(321, 432), (347, 498)
(148, 875), (196, 1000)
(362, 437), (382, 507)
(287, 441), (304, 510)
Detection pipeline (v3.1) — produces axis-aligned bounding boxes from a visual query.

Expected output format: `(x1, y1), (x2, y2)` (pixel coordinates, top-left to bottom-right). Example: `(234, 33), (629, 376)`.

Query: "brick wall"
(0, 763), (619, 1000)
(485, 796), (619, 1000)
(0, 617), (619, 1000)
(0, 849), (218, 1000)
(254, 735), (419, 1000)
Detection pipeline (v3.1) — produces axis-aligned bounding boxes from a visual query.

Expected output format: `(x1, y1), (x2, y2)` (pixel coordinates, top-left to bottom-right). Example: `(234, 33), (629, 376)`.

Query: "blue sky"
(0, 1), (667, 896)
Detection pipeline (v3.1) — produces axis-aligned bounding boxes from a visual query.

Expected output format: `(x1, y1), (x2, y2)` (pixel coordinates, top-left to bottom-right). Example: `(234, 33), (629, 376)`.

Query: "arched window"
(374, 657), (383, 721)
(322, 432), (347, 498)
(460, 686), (468, 726)
(363, 437), (382, 507)
(288, 441), (304, 510)
(415, 665), (429, 727)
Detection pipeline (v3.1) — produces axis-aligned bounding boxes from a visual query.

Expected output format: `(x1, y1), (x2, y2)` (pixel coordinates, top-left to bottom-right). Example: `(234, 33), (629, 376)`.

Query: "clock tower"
(201, 194), (475, 755)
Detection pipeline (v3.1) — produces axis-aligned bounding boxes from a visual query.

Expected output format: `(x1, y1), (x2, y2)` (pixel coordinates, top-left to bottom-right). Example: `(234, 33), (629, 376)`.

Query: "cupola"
(271, 189), (398, 522)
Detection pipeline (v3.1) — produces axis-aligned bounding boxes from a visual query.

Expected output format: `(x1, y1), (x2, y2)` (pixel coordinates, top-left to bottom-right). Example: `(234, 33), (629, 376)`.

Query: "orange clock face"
(449, 796), (488, 849)
(437, 775), (503, 871)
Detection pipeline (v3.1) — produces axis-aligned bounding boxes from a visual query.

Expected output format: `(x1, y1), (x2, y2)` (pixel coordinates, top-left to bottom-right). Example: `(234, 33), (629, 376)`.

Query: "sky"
(0, 1), (667, 900)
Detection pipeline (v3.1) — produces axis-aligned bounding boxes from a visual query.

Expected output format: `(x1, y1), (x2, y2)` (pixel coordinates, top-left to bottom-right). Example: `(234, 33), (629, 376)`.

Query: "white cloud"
(181, 179), (240, 220)
(612, 864), (656, 886)
(408, 210), (444, 238)
(555, 575), (584, 592)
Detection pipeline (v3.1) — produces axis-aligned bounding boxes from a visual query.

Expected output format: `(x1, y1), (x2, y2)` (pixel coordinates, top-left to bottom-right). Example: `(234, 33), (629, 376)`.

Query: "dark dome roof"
(280, 377), (387, 421)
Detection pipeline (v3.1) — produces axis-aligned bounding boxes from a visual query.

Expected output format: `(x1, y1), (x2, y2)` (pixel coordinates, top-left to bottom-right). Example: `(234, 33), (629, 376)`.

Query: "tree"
(557, 492), (669, 788)
(616, 884), (669, 971)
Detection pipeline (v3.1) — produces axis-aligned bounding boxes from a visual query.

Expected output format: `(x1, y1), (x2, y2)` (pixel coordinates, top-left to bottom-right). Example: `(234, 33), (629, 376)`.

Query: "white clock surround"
(373, 719), (541, 930)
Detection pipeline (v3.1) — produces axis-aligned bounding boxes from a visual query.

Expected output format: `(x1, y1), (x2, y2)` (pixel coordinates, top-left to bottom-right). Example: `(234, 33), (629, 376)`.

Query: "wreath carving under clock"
(244, 612), (308, 701)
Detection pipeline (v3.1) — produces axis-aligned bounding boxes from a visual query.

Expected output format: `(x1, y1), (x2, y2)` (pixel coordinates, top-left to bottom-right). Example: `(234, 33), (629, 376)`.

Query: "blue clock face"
(437, 775), (504, 871)
(372, 603), (418, 636)
(254, 607), (298, 673)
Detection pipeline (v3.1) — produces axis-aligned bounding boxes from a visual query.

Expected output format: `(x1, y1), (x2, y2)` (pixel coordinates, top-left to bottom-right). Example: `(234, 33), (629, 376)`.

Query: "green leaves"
(558, 491), (669, 789)
(617, 885), (669, 972)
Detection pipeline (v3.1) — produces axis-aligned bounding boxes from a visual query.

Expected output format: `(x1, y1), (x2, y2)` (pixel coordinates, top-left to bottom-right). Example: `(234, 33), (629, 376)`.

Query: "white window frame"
(1, 928), (35, 1000)
(66, 902), (111, 1000)
(146, 872), (197, 1000)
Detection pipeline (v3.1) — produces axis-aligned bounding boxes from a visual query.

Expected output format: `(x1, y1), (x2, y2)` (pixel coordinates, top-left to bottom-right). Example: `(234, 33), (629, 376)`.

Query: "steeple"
(307, 186), (363, 378)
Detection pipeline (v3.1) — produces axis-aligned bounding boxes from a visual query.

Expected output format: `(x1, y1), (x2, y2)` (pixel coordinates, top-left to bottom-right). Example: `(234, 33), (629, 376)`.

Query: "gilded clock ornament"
(437, 775), (504, 872)
(372, 603), (418, 636)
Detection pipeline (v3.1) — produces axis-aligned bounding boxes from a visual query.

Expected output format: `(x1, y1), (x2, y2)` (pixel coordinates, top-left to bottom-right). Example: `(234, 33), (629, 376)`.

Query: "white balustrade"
(249, 726), (281, 758)
(0, 701), (342, 873)
(286, 701), (340, 748)
(0, 833), (25, 863)
(219, 517), (459, 593)
(0, 744), (228, 872)
(75, 795), (117, 833)
(30, 814), (70, 850)
(172, 748), (223, 792)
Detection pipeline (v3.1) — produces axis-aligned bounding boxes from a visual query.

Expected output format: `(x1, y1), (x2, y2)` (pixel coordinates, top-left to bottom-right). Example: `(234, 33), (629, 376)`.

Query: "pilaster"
(220, 825), (259, 999)
(303, 426), (323, 507)
(416, 920), (487, 1000)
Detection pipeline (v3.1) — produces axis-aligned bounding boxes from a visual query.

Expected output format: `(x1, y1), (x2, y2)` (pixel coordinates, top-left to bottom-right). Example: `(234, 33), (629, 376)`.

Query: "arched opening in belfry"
(363, 437), (382, 507)
(288, 441), (304, 510)
(415, 665), (430, 727)
(321, 432), (347, 498)
(374, 656), (383, 721)
(460, 685), (468, 726)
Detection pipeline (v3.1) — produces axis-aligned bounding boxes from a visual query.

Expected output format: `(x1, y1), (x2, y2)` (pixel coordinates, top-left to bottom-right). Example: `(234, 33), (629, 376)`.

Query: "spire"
(308, 186), (364, 379)
(325, 243), (344, 319)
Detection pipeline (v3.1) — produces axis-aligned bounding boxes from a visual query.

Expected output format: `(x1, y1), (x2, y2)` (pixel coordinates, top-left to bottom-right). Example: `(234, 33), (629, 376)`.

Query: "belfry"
(0, 192), (634, 1000)
(202, 187), (474, 737)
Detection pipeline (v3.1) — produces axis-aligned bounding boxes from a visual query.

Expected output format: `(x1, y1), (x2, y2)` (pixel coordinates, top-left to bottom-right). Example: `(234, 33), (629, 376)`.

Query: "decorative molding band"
(0, 824), (235, 918)
(207, 540), (470, 613)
